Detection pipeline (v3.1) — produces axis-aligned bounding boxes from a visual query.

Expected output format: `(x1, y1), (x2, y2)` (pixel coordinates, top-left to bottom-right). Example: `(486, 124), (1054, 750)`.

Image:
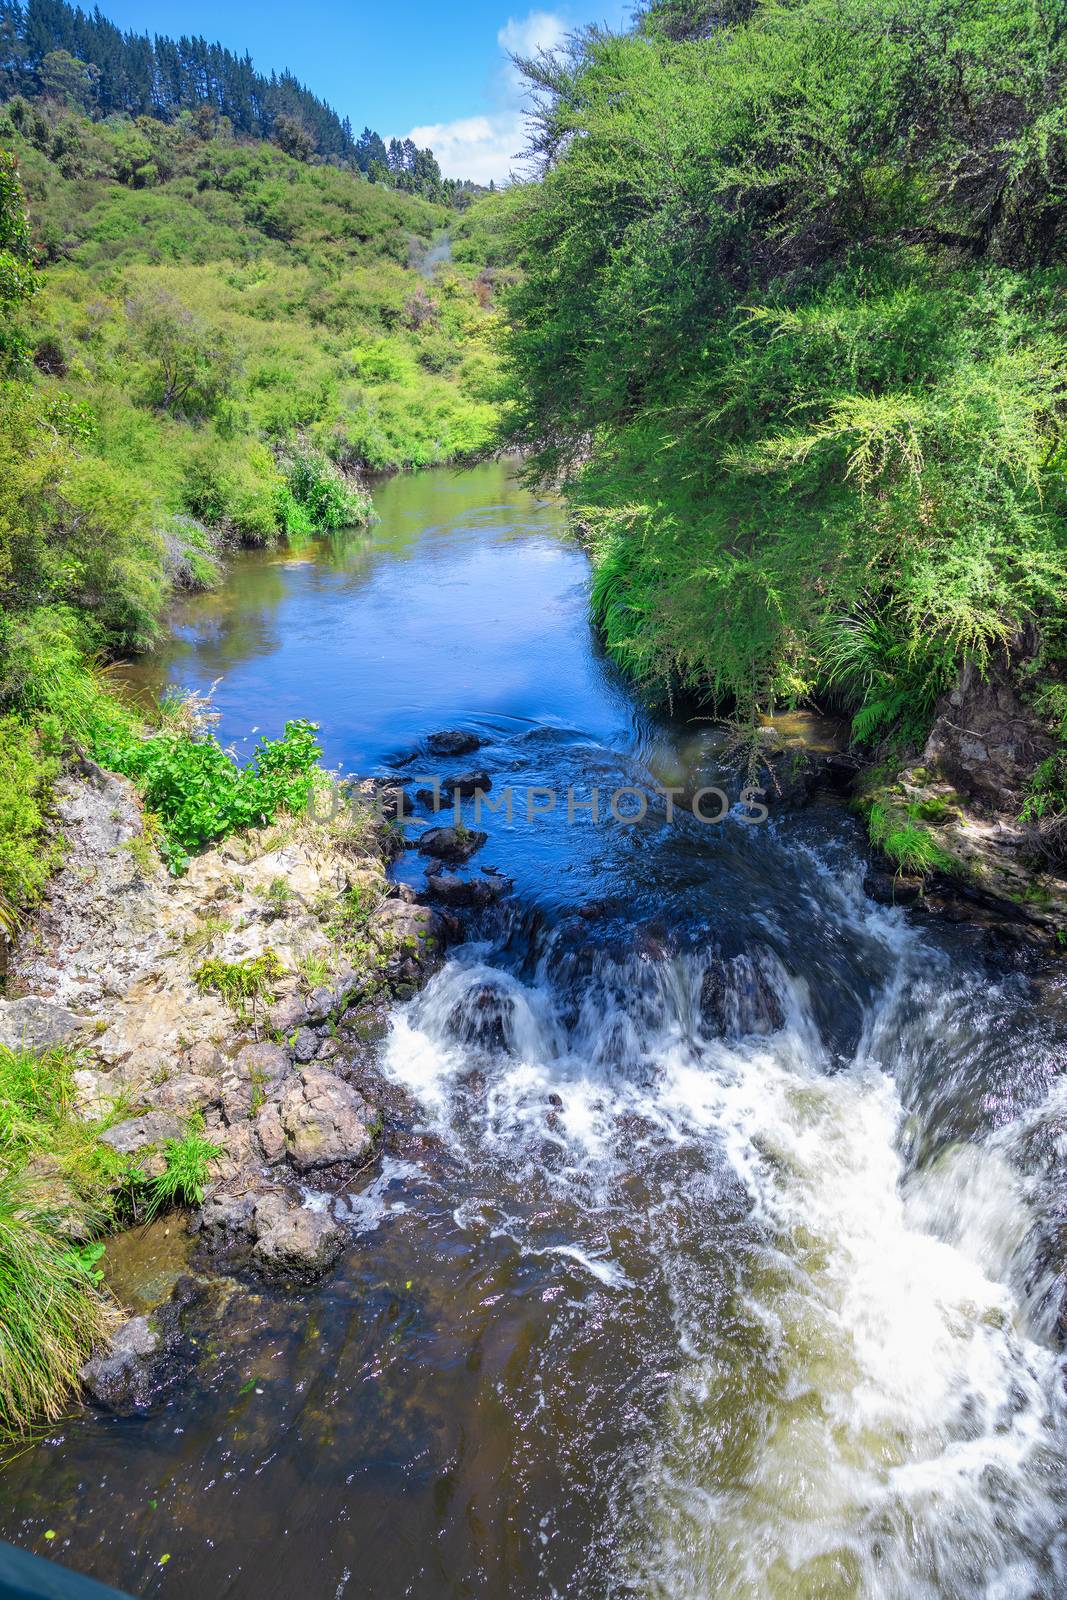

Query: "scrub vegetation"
(497, 0), (1067, 865)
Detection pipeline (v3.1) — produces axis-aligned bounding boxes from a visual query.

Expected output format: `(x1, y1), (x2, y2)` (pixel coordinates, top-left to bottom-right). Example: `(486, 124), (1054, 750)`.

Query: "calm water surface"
(4, 461), (1067, 1600)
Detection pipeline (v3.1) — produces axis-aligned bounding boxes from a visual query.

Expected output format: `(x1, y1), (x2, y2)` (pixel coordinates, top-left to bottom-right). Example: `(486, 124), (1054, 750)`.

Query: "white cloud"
(405, 9), (569, 185)
(407, 112), (527, 187)
(497, 9), (569, 95)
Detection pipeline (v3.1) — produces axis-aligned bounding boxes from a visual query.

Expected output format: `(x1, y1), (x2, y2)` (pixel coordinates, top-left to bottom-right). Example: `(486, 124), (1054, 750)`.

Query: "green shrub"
(502, 0), (1067, 743)
(0, 716), (60, 933)
(285, 448), (370, 530)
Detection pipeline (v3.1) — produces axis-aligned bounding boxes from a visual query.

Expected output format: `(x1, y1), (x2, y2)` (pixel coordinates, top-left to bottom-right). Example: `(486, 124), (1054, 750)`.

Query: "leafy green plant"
(297, 950), (330, 991)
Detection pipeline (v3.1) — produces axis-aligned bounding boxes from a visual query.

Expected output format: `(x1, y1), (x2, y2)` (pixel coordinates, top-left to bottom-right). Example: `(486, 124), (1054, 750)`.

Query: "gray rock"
(267, 992), (309, 1035)
(153, 1073), (221, 1113)
(416, 825), (487, 864)
(252, 1191), (345, 1277)
(220, 1041), (291, 1124)
(291, 1026), (319, 1063)
(180, 1040), (225, 1077)
(0, 995), (82, 1052)
(196, 1189), (257, 1237)
(426, 729), (482, 756)
(254, 1100), (287, 1164)
(80, 1314), (160, 1410)
(99, 1110), (183, 1159)
(279, 1066), (376, 1172)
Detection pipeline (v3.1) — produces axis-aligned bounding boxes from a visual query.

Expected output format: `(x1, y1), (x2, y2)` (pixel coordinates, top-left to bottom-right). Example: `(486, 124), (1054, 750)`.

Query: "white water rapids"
(383, 856), (1067, 1600)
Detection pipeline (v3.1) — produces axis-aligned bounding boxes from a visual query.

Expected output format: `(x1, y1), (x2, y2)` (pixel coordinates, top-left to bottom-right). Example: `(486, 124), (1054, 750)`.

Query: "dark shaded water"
(5, 462), (1067, 1600)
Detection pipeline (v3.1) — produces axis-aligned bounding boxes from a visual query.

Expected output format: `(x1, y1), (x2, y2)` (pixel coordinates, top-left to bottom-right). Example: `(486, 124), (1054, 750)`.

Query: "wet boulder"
(278, 1065), (377, 1172)
(700, 954), (784, 1040)
(427, 729), (483, 757)
(80, 1314), (160, 1411)
(251, 1191), (345, 1279)
(446, 981), (515, 1052)
(417, 825), (487, 864)
(195, 1188), (258, 1240)
(424, 871), (509, 910)
(367, 898), (445, 986)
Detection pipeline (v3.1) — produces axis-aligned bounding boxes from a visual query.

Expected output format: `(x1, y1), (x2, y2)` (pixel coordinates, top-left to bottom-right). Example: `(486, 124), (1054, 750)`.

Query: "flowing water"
(4, 461), (1067, 1599)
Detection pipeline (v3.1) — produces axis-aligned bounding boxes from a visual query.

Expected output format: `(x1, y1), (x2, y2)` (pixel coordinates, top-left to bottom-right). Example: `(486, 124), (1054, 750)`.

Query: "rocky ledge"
(2, 764), (447, 1298)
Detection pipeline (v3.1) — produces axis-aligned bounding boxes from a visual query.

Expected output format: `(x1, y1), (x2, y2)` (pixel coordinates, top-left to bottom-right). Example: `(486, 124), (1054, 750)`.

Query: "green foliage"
(0, 715), (60, 933)
(0, 1042), (137, 1230)
(502, 0), (1067, 750)
(193, 949), (286, 1021)
(867, 800), (954, 877)
(143, 1117), (222, 1219)
(0, 1169), (116, 1437)
(0, 145), (36, 372)
(97, 717), (324, 871)
(285, 448), (371, 530)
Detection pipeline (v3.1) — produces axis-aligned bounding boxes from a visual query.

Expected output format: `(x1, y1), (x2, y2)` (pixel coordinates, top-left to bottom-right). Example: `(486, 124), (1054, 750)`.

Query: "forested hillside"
(0, 94), (501, 922)
(501, 0), (1067, 866)
(0, 0), (475, 201)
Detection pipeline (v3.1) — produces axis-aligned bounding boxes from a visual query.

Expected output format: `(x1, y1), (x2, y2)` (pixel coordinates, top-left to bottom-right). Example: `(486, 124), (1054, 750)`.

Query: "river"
(3, 460), (1067, 1599)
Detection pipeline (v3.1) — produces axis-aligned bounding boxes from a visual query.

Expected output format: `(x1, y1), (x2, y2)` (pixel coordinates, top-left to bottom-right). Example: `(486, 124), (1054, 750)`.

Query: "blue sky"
(96, 1), (632, 181)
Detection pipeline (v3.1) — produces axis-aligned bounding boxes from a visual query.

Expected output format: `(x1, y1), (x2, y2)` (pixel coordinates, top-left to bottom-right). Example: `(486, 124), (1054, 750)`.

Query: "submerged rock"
(426, 728), (482, 756)
(80, 1314), (160, 1410)
(700, 954), (784, 1040)
(417, 825), (487, 864)
(446, 981), (515, 1052)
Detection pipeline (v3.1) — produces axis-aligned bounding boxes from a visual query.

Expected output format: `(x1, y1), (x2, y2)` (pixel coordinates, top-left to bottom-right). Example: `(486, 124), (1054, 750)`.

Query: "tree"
(354, 125), (387, 173)
(272, 112), (314, 162)
(0, 146), (36, 373)
(125, 289), (238, 417)
(38, 46), (98, 107)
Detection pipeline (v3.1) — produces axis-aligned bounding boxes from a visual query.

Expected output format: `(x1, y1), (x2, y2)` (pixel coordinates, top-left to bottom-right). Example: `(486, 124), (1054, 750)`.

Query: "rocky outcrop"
(7, 767), (452, 1305)
(861, 657), (1067, 939)
(0, 995), (83, 1052)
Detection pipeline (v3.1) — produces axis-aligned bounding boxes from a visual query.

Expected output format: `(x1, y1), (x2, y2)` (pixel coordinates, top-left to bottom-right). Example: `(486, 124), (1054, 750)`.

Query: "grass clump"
(0, 1042), (136, 1438)
(297, 950), (330, 992)
(143, 1117), (222, 1220)
(0, 1172), (118, 1437)
(867, 800), (954, 879)
(194, 949), (286, 1024)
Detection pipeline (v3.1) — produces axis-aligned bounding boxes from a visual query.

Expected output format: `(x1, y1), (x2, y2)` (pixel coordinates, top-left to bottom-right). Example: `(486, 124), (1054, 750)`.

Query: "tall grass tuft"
(0, 1172), (118, 1438)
